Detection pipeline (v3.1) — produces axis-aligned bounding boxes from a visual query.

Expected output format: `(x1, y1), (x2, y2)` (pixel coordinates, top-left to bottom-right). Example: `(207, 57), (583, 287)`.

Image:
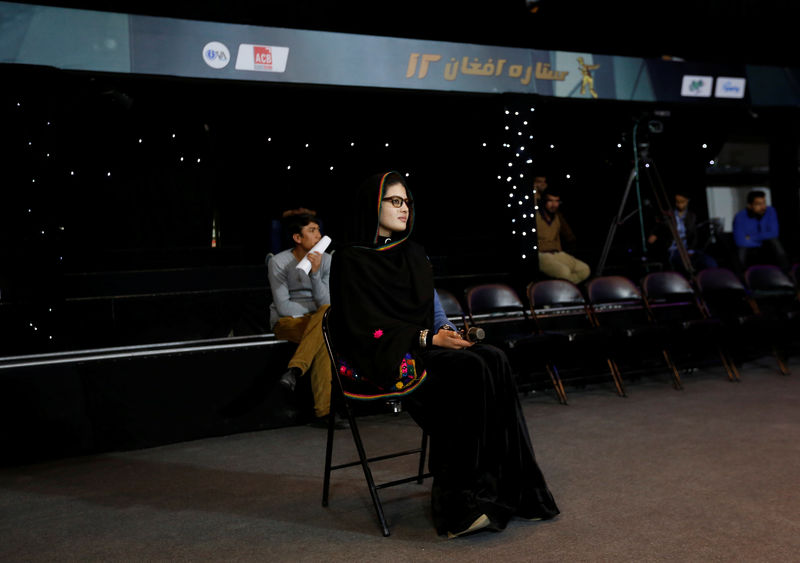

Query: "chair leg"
(773, 346), (791, 376)
(606, 357), (627, 397)
(661, 349), (683, 390)
(342, 407), (392, 537)
(321, 389), (340, 508)
(321, 412), (335, 507)
(417, 431), (428, 484)
(546, 363), (568, 405)
(322, 383), (391, 534)
(717, 347), (741, 382)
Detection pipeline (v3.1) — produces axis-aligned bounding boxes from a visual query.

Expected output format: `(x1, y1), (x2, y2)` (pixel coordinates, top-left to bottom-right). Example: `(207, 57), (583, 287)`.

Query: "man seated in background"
(733, 190), (789, 271)
(268, 208), (336, 427)
(535, 185), (591, 284)
(647, 190), (717, 273)
(219, 208), (338, 427)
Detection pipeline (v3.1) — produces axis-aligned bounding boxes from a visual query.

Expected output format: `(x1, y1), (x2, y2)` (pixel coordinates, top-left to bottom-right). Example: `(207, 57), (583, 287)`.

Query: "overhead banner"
(1, 1), (798, 106)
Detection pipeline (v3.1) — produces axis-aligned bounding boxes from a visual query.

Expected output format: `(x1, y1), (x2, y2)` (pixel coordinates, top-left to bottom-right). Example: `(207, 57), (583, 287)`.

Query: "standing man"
(536, 186), (591, 284)
(733, 190), (789, 270)
(268, 208), (334, 426)
(533, 174), (548, 196)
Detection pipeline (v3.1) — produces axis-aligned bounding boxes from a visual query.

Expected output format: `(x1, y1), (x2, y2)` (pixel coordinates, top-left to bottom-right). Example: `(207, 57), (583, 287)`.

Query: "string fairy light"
(498, 105), (540, 259)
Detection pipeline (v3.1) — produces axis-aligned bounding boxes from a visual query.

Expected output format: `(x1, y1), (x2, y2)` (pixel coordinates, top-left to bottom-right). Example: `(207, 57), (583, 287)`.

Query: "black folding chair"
(587, 276), (683, 390)
(527, 279), (625, 399)
(696, 267), (788, 375)
(320, 308), (431, 537)
(744, 264), (799, 368)
(465, 283), (568, 403)
(435, 287), (468, 329)
(642, 271), (740, 382)
(745, 264), (799, 305)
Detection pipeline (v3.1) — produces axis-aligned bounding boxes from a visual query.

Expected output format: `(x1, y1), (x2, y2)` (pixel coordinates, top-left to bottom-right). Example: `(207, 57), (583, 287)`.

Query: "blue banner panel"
(1, 2), (797, 106)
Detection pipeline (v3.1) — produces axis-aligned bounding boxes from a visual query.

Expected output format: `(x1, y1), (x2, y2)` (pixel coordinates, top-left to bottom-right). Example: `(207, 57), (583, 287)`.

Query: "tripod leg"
(597, 168), (637, 276)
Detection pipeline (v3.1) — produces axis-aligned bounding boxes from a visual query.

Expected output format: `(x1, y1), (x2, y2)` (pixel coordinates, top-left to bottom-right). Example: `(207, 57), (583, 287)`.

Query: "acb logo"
(254, 46), (273, 68)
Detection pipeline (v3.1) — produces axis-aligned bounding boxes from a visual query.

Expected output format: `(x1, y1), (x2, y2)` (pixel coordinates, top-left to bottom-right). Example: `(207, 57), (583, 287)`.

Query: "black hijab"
(330, 172), (434, 394)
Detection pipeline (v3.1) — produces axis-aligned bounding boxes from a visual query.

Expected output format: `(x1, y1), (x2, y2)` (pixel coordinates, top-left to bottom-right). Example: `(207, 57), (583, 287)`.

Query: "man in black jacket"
(647, 191), (718, 273)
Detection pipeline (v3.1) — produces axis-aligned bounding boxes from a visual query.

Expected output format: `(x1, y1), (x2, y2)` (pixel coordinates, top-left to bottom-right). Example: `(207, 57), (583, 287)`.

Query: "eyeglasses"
(381, 196), (413, 208)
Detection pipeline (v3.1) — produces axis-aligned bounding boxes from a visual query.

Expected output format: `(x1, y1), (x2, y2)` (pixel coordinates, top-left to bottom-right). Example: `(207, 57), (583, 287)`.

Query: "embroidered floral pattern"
(336, 352), (425, 400)
(396, 353), (418, 391)
(338, 359), (356, 380)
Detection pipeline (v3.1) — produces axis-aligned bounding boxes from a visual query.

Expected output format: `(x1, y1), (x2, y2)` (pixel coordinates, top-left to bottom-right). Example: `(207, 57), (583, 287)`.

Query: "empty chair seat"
(744, 264), (799, 364)
(465, 283), (567, 402)
(528, 279), (625, 399)
(642, 271), (739, 381)
(587, 276), (683, 390)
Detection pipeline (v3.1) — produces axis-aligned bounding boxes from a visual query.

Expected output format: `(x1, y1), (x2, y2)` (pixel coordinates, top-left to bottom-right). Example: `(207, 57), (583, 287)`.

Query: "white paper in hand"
(296, 235), (332, 274)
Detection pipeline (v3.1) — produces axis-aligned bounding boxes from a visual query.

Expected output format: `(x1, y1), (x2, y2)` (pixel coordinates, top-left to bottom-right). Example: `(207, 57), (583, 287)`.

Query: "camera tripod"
(596, 128), (695, 282)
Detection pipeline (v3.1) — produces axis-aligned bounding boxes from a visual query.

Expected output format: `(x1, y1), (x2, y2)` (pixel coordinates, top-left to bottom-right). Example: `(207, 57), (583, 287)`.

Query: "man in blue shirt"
(733, 190), (789, 270)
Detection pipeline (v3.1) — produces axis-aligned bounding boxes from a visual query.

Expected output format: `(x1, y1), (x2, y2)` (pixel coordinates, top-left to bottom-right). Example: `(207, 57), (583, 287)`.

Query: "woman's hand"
(432, 329), (474, 350)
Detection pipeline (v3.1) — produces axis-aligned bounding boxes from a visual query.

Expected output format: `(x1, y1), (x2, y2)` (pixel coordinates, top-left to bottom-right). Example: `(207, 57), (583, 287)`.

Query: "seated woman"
(330, 171), (559, 538)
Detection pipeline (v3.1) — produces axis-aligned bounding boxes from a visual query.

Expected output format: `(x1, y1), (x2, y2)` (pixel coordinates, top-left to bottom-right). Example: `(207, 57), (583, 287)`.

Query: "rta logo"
(254, 46), (273, 67)
(202, 41), (231, 69)
(206, 49), (226, 62)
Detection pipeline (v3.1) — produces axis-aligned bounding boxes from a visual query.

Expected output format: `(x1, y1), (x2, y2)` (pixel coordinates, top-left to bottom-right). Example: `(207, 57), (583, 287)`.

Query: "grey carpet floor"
(2, 357), (799, 562)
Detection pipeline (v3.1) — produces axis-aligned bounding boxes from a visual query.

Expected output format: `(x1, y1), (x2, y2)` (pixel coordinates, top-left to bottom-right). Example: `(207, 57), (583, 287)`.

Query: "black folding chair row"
(435, 265), (799, 404)
(697, 266), (800, 375)
(454, 278), (683, 403)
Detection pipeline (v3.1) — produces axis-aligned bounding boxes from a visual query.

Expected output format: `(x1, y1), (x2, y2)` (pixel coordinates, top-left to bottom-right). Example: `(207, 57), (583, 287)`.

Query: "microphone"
(464, 326), (485, 342)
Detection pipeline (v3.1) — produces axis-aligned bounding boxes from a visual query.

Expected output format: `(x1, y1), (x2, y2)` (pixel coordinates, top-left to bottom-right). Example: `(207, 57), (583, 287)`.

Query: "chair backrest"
(745, 265), (796, 293)
(587, 276), (643, 304)
(696, 267), (746, 294)
(586, 276), (649, 328)
(527, 279), (592, 332)
(642, 271), (694, 302)
(435, 288), (467, 326)
(641, 271), (705, 323)
(528, 279), (585, 308)
(695, 267), (751, 318)
(465, 283), (526, 319)
(744, 264), (799, 315)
